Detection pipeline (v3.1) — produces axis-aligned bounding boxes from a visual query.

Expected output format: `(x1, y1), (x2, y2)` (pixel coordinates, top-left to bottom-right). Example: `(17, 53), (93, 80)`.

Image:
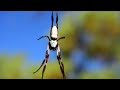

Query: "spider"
(33, 11), (66, 79)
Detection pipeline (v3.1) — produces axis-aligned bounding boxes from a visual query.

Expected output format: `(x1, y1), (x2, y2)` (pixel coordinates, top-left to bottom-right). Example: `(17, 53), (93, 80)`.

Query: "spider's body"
(49, 25), (58, 50)
(33, 12), (66, 79)
(50, 25), (58, 39)
(49, 40), (58, 50)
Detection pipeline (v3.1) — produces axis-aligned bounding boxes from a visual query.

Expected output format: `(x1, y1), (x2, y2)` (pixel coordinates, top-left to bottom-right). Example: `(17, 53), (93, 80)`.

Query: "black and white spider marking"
(33, 11), (66, 79)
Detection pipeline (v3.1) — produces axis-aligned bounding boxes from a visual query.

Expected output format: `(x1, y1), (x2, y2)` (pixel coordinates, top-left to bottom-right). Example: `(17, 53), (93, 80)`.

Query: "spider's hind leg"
(57, 45), (66, 79)
(33, 59), (46, 74)
(33, 44), (50, 79)
(41, 44), (50, 79)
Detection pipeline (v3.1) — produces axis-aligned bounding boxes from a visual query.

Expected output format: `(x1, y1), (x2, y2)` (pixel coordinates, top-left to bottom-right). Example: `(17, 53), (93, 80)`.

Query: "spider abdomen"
(51, 26), (58, 39)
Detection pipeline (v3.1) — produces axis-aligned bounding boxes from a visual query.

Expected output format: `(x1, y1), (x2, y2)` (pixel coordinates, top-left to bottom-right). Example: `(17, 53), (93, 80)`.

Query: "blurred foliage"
(79, 70), (116, 79)
(0, 54), (72, 79)
(59, 11), (120, 57)
(0, 54), (26, 79)
(59, 11), (120, 79)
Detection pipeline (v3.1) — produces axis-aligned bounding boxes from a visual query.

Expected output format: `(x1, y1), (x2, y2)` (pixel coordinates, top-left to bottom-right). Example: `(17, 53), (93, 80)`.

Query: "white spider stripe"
(57, 45), (60, 56)
(57, 46), (63, 62)
(45, 63), (47, 66)
(47, 45), (50, 54)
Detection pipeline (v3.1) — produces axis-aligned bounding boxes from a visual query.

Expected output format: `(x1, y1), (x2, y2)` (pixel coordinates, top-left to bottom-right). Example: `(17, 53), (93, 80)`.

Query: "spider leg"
(50, 11), (54, 36)
(57, 45), (66, 79)
(41, 44), (50, 79)
(33, 59), (45, 74)
(42, 60), (47, 79)
(57, 37), (65, 41)
(51, 11), (54, 28)
(37, 36), (50, 41)
(56, 12), (58, 29)
(33, 44), (50, 79)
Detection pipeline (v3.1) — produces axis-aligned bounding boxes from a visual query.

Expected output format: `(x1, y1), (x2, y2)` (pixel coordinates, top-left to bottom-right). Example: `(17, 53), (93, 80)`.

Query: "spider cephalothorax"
(33, 11), (66, 79)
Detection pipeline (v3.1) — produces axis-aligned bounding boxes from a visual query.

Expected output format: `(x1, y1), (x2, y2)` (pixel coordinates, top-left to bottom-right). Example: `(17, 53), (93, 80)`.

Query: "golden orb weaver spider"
(33, 11), (66, 79)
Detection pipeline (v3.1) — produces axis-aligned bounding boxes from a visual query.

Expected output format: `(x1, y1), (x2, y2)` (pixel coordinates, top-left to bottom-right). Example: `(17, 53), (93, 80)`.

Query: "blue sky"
(0, 11), (64, 64)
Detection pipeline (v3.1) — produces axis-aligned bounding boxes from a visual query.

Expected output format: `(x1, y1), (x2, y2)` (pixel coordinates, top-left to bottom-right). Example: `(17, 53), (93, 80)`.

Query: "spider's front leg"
(33, 44), (50, 79)
(57, 45), (66, 79)
(57, 37), (65, 41)
(37, 36), (50, 41)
